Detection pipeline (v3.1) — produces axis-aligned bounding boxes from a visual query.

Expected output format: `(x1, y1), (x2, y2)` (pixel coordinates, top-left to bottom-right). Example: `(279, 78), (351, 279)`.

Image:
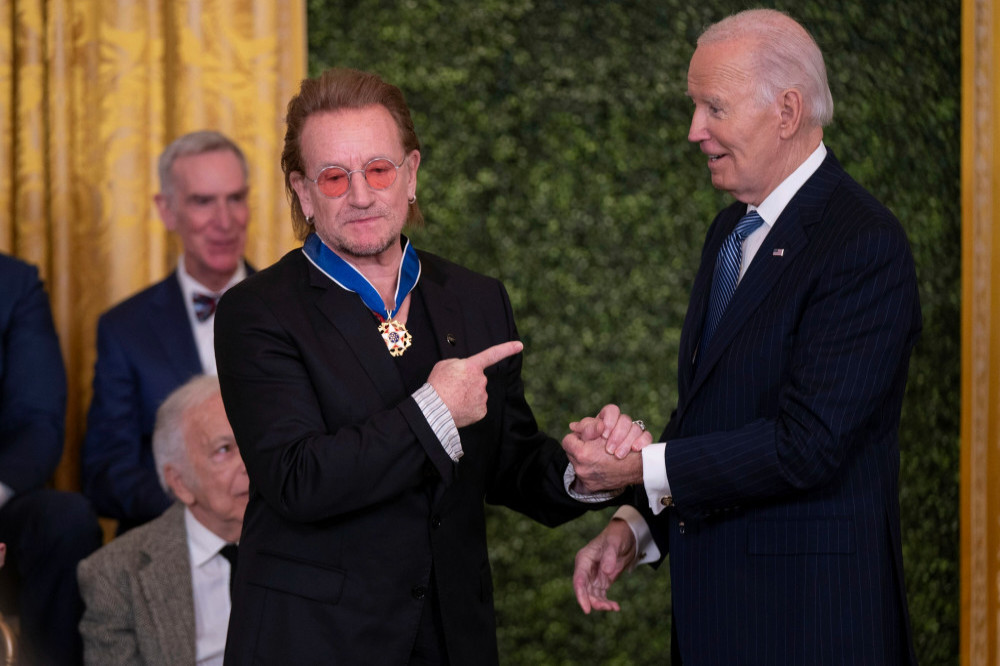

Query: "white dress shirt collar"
(184, 507), (233, 666)
(749, 142), (828, 226)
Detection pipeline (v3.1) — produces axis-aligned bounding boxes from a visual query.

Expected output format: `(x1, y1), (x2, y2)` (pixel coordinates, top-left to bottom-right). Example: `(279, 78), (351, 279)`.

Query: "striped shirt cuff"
(563, 464), (624, 503)
(413, 383), (463, 461)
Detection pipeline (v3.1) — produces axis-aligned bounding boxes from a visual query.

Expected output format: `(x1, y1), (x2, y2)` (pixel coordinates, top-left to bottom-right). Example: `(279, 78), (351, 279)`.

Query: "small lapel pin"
(772, 248), (785, 256)
(446, 333), (456, 346)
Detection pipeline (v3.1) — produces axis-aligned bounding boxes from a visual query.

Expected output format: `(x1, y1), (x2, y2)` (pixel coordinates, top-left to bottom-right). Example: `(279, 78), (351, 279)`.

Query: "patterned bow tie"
(193, 293), (220, 322)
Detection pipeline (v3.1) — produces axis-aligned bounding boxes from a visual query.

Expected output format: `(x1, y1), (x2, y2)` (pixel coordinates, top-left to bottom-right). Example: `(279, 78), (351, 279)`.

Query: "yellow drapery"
(962, 0), (1000, 664)
(0, 0), (305, 491)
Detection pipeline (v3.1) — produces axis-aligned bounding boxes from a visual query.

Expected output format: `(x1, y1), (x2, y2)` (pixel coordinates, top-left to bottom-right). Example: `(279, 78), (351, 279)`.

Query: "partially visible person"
(564, 9), (920, 665)
(0, 252), (103, 665)
(213, 68), (646, 665)
(78, 375), (248, 666)
(82, 131), (254, 533)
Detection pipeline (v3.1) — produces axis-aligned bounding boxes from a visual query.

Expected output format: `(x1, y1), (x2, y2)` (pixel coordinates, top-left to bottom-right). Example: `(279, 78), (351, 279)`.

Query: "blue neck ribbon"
(302, 232), (421, 321)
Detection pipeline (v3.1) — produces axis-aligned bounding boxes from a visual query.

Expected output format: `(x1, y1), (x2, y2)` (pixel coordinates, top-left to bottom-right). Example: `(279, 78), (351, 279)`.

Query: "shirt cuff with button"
(612, 504), (661, 567)
(562, 464), (625, 502)
(413, 383), (463, 461)
(641, 443), (672, 515)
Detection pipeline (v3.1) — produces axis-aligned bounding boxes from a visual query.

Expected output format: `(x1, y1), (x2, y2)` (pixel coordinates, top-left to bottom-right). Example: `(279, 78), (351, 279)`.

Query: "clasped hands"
(562, 404), (651, 493)
(426, 348), (648, 615)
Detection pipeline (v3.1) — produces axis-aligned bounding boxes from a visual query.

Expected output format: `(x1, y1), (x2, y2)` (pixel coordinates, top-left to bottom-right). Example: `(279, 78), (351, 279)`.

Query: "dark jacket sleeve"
(0, 256), (66, 492)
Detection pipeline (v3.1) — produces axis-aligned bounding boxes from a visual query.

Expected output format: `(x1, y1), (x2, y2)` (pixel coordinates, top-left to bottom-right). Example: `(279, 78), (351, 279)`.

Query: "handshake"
(562, 404), (652, 494)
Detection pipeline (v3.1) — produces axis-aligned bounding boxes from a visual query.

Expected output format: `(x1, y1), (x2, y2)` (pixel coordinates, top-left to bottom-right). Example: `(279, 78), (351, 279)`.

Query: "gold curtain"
(962, 0), (1000, 664)
(0, 0), (305, 491)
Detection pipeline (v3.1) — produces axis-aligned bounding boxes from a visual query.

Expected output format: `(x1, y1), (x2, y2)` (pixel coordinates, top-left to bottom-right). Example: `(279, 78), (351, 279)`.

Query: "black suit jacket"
(642, 151), (920, 664)
(215, 247), (592, 665)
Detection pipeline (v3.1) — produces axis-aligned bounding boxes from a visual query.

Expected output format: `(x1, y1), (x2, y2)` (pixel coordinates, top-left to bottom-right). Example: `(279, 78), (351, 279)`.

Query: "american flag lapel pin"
(772, 248), (785, 256)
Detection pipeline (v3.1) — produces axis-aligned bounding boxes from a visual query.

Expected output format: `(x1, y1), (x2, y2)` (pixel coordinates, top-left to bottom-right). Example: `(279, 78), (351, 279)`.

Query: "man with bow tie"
(82, 130), (253, 534)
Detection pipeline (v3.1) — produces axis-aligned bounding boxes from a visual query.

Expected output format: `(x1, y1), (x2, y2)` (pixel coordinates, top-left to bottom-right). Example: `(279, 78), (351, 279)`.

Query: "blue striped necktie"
(699, 210), (764, 356)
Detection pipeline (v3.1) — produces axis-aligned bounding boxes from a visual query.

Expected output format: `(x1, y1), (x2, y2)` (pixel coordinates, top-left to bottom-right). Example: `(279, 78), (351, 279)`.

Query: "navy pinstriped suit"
(641, 151), (920, 665)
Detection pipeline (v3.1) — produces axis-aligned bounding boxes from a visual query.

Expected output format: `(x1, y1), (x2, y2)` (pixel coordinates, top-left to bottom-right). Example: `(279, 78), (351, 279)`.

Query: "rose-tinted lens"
(365, 159), (397, 190)
(317, 167), (349, 197)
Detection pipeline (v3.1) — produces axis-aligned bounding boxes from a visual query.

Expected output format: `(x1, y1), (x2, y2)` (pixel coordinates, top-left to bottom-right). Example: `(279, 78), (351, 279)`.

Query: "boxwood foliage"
(307, 1), (959, 663)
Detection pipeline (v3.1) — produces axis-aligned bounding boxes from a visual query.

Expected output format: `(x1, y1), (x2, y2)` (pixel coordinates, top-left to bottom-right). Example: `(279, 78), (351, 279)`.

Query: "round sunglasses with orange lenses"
(306, 156), (405, 199)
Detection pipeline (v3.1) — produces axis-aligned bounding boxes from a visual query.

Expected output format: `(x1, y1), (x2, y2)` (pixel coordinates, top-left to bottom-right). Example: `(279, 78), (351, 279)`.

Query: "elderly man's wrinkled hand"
(573, 518), (636, 613)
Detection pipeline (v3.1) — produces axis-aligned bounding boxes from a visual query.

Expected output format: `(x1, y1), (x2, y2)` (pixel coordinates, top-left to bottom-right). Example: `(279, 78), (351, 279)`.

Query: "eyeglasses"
(305, 156), (405, 199)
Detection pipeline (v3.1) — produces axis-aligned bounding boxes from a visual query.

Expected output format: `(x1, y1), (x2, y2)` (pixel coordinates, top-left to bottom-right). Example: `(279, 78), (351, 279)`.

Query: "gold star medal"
(301, 233), (422, 359)
(378, 318), (412, 357)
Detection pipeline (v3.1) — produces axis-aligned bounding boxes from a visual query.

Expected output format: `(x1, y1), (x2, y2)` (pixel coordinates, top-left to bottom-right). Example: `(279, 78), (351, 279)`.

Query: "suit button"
(660, 495), (673, 507)
(411, 585), (427, 600)
(431, 516), (442, 529)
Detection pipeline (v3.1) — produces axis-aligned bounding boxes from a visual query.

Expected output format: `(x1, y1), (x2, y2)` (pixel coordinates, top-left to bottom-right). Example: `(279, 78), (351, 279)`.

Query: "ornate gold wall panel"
(962, 0), (1000, 663)
(0, 0), (306, 490)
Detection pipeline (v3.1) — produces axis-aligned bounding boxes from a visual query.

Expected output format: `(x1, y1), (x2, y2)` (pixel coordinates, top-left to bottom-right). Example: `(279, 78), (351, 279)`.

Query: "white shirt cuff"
(641, 443), (672, 515)
(612, 504), (660, 566)
(562, 464), (624, 503)
(413, 383), (463, 461)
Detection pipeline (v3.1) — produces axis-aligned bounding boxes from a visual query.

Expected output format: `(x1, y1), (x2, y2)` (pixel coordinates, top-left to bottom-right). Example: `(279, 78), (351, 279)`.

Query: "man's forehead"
(687, 44), (754, 98)
(171, 154), (248, 194)
(301, 107), (403, 160)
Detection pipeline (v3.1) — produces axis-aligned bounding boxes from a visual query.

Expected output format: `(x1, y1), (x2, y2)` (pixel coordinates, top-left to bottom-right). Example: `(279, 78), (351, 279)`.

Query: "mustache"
(340, 205), (393, 222)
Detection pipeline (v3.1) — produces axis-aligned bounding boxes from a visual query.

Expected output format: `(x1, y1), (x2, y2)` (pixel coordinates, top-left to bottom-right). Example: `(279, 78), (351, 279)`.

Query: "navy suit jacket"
(82, 272), (203, 528)
(0, 254), (66, 493)
(642, 152), (921, 665)
(215, 248), (598, 665)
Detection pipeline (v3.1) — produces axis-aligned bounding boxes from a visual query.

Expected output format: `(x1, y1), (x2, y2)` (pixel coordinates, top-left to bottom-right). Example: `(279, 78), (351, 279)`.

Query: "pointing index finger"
(467, 340), (524, 370)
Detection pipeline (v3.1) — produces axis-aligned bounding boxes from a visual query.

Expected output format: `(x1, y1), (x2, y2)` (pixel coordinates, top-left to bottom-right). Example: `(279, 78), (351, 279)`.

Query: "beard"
(316, 206), (404, 259)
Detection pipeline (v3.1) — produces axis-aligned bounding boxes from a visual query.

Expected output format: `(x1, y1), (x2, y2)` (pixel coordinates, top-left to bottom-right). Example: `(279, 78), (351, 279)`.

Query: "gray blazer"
(78, 503), (195, 666)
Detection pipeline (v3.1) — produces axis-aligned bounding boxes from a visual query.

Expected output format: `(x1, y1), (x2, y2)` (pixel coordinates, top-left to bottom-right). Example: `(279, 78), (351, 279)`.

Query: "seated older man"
(78, 375), (249, 666)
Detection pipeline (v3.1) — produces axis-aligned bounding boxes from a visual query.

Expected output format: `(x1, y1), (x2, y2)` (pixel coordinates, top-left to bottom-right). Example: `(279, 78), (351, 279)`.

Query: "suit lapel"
(306, 251), (469, 400)
(148, 273), (203, 377)
(685, 152), (845, 398)
(309, 265), (409, 405)
(679, 213), (736, 391)
(414, 253), (468, 362)
(137, 504), (196, 665)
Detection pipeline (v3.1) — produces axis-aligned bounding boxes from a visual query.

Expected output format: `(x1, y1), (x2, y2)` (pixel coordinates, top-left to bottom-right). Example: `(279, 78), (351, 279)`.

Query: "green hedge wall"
(307, 1), (960, 663)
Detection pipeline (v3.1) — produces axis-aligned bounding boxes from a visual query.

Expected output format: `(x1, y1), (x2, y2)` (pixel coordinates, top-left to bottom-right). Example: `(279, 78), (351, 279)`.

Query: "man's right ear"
(154, 193), (178, 232)
(164, 464), (195, 507)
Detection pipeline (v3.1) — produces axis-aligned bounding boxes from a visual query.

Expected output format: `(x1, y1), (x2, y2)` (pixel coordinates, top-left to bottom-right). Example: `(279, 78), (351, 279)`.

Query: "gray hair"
(152, 374), (223, 496)
(699, 9), (834, 127)
(158, 130), (249, 202)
